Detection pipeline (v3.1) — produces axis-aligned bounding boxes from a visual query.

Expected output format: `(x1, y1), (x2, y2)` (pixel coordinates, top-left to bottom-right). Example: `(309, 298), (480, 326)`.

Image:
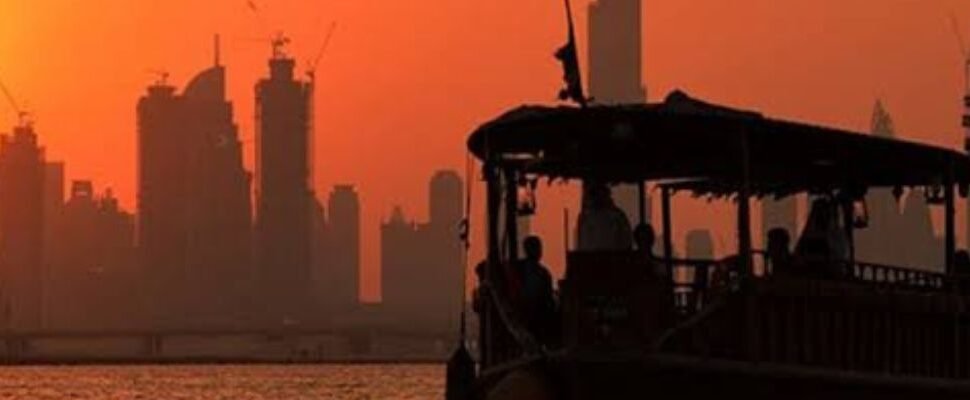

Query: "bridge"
(0, 326), (458, 363)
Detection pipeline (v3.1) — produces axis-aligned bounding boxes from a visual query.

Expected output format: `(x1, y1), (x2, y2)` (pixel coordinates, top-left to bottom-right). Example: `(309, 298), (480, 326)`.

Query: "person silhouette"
(577, 182), (633, 251)
(519, 236), (557, 345)
(634, 223), (666, 278)
(766, 227), (792, 276)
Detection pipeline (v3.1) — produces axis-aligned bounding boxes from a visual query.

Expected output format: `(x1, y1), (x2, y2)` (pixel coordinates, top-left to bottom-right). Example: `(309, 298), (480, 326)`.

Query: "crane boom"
(307, 22), (338, 79)
(950, 13), (970, 92)
(0, 78), (28, 127)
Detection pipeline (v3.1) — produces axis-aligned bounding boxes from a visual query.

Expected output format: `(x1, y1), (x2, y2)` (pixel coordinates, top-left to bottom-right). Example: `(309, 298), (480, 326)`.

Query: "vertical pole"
(946, 179), (956, 276)
(483, 163), (500, 369)
(638, 181), (647, 226)
(662, 186), (674, 274)
(504, 169), (519, 264)
(843, 200), (856, 266)
(738, 132), (754, 276)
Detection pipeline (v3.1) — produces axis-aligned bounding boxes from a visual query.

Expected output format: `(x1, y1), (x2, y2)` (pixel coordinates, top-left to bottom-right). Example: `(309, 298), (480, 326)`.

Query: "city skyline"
(0, 0), (969, 300)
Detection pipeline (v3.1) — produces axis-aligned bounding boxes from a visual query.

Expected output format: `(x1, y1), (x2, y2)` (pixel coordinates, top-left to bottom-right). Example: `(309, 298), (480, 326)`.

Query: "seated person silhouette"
(518, 236), (558, 346)
(766, 227), (792, 276)
(794, 198), (849, 278)
(577, 182), (633, 251)
(634, 223), (667, 279)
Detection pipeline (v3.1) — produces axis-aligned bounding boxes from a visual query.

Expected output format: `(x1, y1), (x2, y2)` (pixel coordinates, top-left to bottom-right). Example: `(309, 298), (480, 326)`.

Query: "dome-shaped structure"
(182, 66), (226, 102)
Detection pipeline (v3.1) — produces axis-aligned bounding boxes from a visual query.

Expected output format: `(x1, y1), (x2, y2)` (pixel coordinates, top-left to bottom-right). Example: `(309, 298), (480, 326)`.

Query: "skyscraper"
(49, 181), (137, 330)
(255, 38), (314, 323)
(0, 123), (46, 330)
(137, 45), (252, 326)
(587, 0), (649, 224)
(324, 185), (360, 316)
(856, 101), (942, 270)
(381, 171), (463, 331)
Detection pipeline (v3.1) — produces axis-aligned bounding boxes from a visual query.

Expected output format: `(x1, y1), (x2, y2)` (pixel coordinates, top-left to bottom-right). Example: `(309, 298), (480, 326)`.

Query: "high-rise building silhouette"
(0, 123), (46, 330)
(381, 171), (463, 331)
(137, 44), (252, 326)
(856, 101), (942, 270)
(41, 161), (64, 328)
(587, 0), (649, 224)
(255, 38), (314, 323)
(323, 185), (360, 316)
(49, 181), (137, 330)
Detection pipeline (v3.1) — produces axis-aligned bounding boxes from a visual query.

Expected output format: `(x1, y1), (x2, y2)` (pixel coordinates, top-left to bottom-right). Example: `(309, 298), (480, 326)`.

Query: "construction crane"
(306, 22), (338, 81)
(950, 13), (970, 93)
(0, 78), (30, 128)
(950, 13), (970, 152)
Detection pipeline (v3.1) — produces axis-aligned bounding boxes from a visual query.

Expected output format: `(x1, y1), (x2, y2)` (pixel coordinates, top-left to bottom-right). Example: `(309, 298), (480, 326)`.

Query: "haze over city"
(1, 0), (968, 302)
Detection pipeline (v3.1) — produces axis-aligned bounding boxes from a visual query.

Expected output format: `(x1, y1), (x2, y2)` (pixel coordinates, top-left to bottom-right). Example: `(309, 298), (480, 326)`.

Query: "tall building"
(323, 185), (360, 317)
(856, 101), (942, 270)
(381, 171), (463, 331)
(49, 181), (137, 330)
(587, 0), (649, 224)
(254, 38), (314, 323)
(0, 123), (46, 330)
(137, 44), (252, 326)
(41, 161), (64, 328)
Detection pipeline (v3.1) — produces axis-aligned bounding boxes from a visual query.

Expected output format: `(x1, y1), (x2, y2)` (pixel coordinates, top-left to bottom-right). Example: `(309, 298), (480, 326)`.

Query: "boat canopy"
(467, 91), (970, 197)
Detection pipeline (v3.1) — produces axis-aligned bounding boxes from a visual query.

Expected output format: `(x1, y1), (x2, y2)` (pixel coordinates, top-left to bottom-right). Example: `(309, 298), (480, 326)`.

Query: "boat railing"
(844, 261), (948, 291)
(667, 252), (770, 316)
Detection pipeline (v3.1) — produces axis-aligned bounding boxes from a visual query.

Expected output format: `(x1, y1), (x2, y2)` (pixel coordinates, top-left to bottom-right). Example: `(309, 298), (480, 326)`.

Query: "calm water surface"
(0, 364), (443, 399)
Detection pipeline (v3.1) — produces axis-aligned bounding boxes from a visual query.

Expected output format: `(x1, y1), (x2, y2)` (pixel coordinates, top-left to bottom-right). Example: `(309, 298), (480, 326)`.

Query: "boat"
(454, 90), (970, 399)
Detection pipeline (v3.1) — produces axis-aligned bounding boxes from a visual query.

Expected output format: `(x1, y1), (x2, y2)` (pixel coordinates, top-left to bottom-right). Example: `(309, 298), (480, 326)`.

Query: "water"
(0, 364), (443, 399)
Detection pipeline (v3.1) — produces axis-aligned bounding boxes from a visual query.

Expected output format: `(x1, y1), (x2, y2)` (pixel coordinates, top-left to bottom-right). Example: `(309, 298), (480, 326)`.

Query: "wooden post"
(504, 168), (519, 264)
(662, 186), (674, 275)
(483, 163), (500, 369)
(638, 181), (647, 226)
(738, 132), (753, 276)
(945, 180), (956, 276)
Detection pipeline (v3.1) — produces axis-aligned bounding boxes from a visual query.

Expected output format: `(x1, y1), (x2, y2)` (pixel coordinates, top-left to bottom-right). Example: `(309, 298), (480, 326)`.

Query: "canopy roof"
(467, 91), (970, 196)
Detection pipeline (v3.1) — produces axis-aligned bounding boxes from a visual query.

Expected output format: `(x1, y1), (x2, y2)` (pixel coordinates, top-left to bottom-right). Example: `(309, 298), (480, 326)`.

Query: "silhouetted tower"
(381, 171), (463, 330)
(255, 35), (314, 322)
(855, 101), (942, 270)
(587, 0), (649, 224)
(41, 161), (64, 328)
(381, 206), (418, 322)
(137, 42), (252, 326)
(0, 122), (46, 330)
(324, 185), (360, 315)
(428, 171), (464, 327)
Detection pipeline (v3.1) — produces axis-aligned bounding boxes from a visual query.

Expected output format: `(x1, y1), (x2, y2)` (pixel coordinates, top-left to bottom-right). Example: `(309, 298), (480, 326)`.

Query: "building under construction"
(254, 37), (314, 324)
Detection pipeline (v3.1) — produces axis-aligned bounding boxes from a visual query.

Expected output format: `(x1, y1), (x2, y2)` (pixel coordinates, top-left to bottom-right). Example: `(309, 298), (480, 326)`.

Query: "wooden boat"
(457, 90), (970, 399)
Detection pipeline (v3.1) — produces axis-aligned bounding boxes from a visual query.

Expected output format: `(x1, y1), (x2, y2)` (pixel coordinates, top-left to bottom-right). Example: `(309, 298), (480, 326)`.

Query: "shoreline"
(0, 357), (447, 366)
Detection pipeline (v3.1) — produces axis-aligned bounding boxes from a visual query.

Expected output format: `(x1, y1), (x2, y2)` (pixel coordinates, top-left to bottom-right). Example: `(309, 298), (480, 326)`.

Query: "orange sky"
(1, 0), (969, 301)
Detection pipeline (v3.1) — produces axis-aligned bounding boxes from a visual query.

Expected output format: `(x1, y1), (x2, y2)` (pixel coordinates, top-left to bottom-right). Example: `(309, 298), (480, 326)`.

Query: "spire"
(214, 34), (221, 67)
(870, 100), (895, 139)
